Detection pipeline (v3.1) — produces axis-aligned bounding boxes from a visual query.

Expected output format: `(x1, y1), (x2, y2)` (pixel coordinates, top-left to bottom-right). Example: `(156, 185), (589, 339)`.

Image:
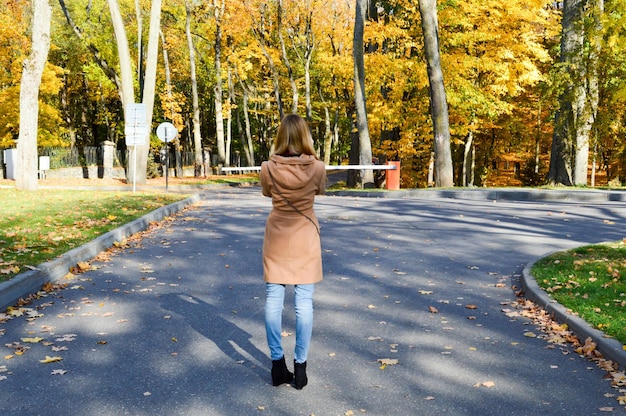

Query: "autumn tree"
(548, 0), (604, 186)
(16, 0), (52, 191)
(353, 0), (374, 187)
(594, 0), (626, 183)
(418, 0), (453, 187)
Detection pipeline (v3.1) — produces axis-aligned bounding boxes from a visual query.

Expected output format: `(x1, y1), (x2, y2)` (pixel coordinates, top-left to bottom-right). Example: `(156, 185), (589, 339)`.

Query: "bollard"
(385, 161), (400, 190)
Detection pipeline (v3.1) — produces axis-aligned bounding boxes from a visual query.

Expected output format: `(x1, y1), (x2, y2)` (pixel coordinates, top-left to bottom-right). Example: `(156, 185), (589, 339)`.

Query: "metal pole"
(165, 132), (169, 193)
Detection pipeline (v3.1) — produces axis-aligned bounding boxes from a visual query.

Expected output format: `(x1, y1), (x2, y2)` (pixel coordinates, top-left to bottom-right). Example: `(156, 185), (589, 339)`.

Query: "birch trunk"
(16, 0), (52, 191)
(137, 0), (162, 184)
(186, 2), (203, 175)
(214, 0), (226, 165)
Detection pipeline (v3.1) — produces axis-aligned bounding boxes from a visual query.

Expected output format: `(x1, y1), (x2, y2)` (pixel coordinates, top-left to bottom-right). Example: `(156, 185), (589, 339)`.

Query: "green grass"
(0, 189), (187, 282)
(531, 241), (626, 344)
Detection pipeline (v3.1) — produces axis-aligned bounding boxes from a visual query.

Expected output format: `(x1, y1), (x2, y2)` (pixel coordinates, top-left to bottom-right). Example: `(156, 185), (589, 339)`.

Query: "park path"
(0, 187), (625, 415)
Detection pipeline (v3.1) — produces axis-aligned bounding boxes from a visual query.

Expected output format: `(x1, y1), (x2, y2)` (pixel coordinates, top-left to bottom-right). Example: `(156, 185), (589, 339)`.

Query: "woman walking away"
(260, 114), (326, 389)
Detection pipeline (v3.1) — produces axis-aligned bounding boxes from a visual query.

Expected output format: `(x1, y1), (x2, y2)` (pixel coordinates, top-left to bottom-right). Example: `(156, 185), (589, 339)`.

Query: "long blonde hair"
(273, 114), (317, 156)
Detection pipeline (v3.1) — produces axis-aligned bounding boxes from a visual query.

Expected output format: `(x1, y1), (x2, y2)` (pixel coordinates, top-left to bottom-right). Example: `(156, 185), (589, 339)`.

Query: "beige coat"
(260, 154), (326, 285)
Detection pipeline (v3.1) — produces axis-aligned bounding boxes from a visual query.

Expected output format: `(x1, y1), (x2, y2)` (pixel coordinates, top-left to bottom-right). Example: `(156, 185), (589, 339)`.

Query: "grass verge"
(531, 240), (626, 345)
(0, 189), (188, 283)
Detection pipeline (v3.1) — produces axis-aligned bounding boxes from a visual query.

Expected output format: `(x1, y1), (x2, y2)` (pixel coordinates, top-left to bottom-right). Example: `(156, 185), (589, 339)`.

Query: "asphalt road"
(1, 187), (625, 415)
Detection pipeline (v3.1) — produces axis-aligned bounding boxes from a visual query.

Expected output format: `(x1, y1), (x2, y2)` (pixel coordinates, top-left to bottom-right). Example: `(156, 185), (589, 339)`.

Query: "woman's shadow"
(161, 293), (270, 383)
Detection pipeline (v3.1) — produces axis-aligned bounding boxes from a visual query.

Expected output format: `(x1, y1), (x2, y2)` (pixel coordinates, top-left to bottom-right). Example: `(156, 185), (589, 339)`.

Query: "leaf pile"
(510, 297), (626, 410)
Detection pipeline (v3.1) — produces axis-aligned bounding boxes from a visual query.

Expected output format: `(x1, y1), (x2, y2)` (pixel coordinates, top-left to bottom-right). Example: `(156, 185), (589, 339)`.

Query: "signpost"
(125, 103), (148, 192)
(156, 122), (178, 192)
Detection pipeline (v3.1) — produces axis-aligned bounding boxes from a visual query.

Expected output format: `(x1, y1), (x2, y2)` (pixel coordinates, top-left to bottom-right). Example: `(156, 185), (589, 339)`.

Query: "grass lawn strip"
(0, 189), (187, 282)
(532, 240), (626, 345)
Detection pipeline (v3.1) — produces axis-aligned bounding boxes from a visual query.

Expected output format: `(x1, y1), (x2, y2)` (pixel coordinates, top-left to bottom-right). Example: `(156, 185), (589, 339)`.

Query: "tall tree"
(185, 1), (203, 175)
(353, 0), (374, 187)
(213, 0), (227, 165)
(548, 0), (603, 186)
(138, 0), (162, 182)
(16, 0), (52, 191)
(418, 0), (453, 187)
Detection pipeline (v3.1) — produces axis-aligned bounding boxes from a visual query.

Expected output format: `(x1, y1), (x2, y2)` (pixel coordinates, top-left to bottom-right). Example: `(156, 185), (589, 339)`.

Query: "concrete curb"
(0, 194), (200, 311)
(522, 253), (626, 370)
(327, 187), (626, 202)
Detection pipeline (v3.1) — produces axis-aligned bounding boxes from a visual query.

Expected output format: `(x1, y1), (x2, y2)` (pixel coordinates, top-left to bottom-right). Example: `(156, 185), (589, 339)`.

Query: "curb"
(327, 188), (626, 202)
(522, 253), (626, 370)
(0, 194), (201, 311)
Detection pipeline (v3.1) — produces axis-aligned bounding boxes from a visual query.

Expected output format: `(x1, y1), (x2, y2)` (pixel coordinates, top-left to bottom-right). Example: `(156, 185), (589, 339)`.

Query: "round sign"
(156, 122), (178, 142)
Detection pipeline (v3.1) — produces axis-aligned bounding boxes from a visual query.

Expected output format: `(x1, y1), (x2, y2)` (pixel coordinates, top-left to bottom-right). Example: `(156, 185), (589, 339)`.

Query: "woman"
(260, 114), (326, 389)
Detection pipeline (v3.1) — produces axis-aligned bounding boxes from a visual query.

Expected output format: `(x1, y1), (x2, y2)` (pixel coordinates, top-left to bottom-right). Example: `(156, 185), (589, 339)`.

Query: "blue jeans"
(265, 283), (314, 364)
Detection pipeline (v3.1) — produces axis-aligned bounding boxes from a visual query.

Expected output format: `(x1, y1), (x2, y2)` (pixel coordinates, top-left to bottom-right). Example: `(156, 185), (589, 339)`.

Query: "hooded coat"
(260, 154), (326, 285)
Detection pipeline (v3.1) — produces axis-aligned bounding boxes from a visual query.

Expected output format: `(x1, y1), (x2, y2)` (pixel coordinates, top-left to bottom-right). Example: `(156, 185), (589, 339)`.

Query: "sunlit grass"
(0, 189), (187, 282)
(532, 241), (626, 344)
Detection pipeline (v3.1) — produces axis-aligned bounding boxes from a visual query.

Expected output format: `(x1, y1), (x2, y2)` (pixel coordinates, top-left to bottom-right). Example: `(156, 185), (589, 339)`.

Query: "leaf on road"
(428, 306), (439, 314)
(21, 337), (43, 343)
(51, 369), (67, 375)
(40, 356), (63, 364)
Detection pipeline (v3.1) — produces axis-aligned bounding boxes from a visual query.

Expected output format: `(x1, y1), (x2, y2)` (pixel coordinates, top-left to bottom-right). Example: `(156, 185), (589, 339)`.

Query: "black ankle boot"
(293, 360), (307, 390)
(271, 356), (293, 386)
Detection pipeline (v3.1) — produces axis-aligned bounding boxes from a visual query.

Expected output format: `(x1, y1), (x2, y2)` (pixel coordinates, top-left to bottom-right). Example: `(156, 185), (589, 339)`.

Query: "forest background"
(1, 0), (625, 189)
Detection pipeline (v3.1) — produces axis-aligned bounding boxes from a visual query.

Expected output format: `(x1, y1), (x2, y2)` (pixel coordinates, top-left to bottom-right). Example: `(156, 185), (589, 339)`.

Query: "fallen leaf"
(428, 306), (439, 314)
(40, 356), (63, 364)
(474, 381), (495, 388)
(21, 337), (43, 343)
(51, 369), (67, 375)
(377, 358), (399, 366)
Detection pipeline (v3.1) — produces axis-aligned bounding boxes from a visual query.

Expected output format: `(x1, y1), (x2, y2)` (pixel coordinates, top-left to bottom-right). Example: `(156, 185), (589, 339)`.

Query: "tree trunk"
(547, 0), (603, 186)
(236, 72), (255, 166)
(107, 0), (135, 110)
(186, 1), (203, 175)
(277, 0), (298, 114)
(226, 66), (233, 167)
(252, 5), (284, 121)
(319, 84), (332, 165)
(463, 131), (473, 187)
(108, 0), (139, 183)
(137, 0), (161, 184)
(16, 0), (52, 191)
(135, 0), (143, 91)
(353, 0), (374, 188)
(214, 0), (226, 165)
(419, 0), (454, 187)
